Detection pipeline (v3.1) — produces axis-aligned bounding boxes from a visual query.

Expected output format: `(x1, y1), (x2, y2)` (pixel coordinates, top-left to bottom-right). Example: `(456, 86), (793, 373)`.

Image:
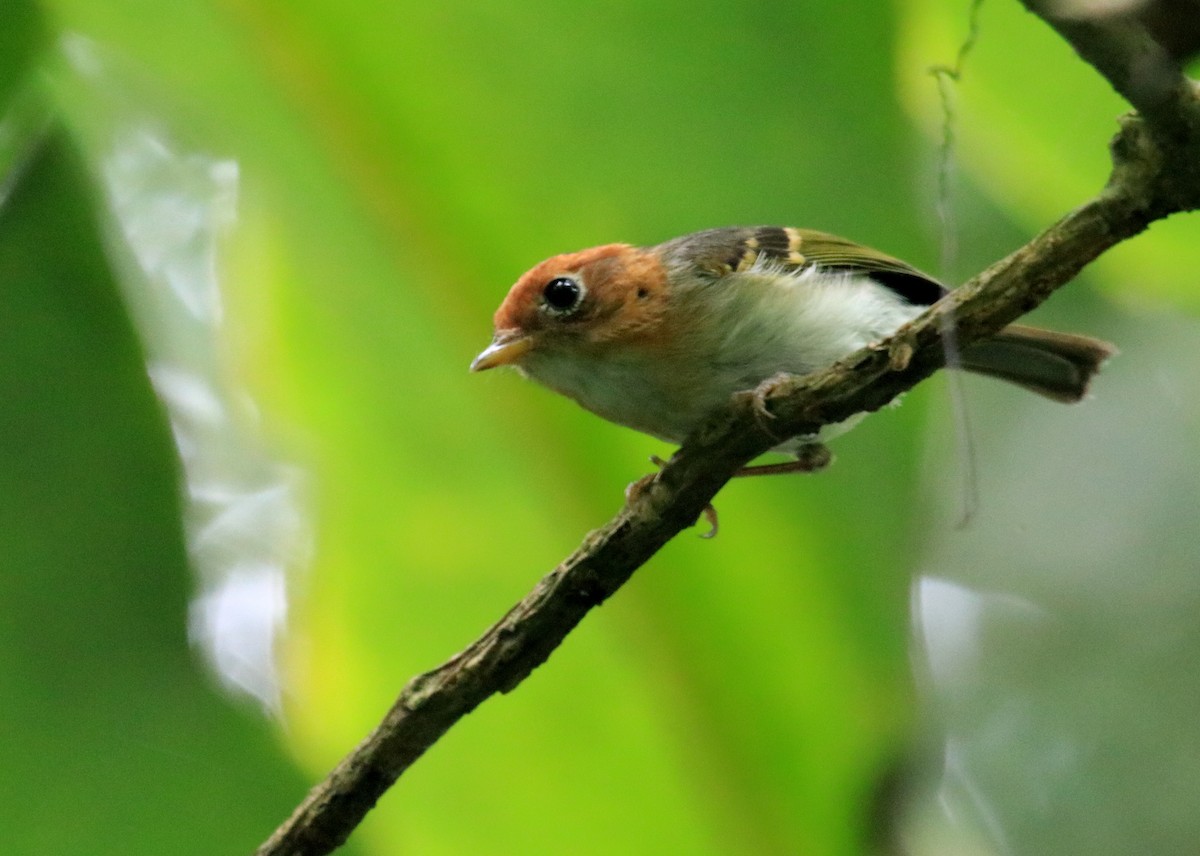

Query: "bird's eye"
(542, 276), (583, 313)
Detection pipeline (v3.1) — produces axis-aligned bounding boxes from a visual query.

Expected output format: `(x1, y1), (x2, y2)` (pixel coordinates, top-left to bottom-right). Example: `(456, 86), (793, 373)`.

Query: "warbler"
(472, 226), (1113, 470)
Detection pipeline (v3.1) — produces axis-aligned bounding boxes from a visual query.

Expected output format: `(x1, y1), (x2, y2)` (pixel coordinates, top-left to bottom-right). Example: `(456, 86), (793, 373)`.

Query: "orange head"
(471, 243), (671, 372)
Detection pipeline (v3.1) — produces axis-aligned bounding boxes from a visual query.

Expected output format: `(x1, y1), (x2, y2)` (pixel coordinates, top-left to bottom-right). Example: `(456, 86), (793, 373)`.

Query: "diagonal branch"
(256, 9), (1200, 856)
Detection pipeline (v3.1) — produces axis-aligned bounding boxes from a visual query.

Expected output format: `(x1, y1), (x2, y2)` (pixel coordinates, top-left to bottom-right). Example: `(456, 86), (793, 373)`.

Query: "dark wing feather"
(654, 226), (945, 306)
(789, 229), (945, 306)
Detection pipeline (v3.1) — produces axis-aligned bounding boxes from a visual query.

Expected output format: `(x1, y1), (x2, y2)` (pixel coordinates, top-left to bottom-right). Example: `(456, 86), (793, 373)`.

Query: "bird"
(471, 226), (1114, 478)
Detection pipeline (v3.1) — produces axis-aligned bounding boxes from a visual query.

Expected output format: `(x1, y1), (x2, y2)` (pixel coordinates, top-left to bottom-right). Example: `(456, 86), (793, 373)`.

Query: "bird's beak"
(470, 332), (533, 372)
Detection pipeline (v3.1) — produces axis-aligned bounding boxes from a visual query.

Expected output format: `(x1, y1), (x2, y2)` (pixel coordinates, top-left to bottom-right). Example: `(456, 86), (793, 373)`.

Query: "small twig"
(256, 7), (1200, 856)
(929, 0), (987, 525)
(930, 0), (985, 275)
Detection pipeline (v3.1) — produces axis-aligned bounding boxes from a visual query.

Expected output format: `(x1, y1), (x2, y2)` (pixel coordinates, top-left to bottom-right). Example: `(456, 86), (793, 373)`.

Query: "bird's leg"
(733, 442), (832, 477)
(625, 436), (828, 538)
(625, 455), (721, 539)
(735, 373), (835, 476)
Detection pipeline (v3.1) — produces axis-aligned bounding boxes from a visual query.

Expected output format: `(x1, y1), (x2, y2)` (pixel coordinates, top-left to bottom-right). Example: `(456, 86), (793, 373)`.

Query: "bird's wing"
(658, 226), (946, 306)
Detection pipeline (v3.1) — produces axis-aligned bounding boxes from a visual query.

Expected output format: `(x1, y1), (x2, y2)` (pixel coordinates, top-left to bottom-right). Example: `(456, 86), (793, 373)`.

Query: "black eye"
(542, 276), (582, 311)
(542, 276), (583, 313)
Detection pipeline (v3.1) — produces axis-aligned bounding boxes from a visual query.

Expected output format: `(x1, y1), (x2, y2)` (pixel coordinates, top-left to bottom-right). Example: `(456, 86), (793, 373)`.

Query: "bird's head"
(470, 243), (671, 372)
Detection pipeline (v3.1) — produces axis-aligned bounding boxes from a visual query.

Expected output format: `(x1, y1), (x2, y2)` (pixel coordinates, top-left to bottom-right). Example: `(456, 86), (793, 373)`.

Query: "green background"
(2, 1), (1197, 854)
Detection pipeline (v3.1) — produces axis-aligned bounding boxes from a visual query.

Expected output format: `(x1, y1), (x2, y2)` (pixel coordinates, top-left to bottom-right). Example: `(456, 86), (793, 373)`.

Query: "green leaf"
(0, 128), (332, 856)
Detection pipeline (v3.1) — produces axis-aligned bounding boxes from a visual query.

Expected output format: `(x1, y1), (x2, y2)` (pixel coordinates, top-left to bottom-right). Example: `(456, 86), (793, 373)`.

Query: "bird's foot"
(737, 372), (800, 442)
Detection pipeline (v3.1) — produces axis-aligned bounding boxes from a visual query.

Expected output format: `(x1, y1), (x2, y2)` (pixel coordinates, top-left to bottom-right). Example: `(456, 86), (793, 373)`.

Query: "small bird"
(471, 226), (1114, 474)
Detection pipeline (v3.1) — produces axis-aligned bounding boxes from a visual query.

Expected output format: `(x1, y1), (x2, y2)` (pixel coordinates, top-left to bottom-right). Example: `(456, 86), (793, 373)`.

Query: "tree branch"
(256, 8), (1200, 856)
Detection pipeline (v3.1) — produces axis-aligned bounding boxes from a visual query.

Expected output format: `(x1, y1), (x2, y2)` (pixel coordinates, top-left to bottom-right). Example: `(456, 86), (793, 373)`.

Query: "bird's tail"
(959, 323), (1116, 403)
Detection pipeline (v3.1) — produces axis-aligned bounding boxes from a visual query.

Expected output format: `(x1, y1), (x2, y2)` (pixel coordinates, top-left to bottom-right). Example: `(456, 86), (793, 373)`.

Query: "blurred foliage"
(0, 121), (321, 853)
(1, 1), (1197, 855)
